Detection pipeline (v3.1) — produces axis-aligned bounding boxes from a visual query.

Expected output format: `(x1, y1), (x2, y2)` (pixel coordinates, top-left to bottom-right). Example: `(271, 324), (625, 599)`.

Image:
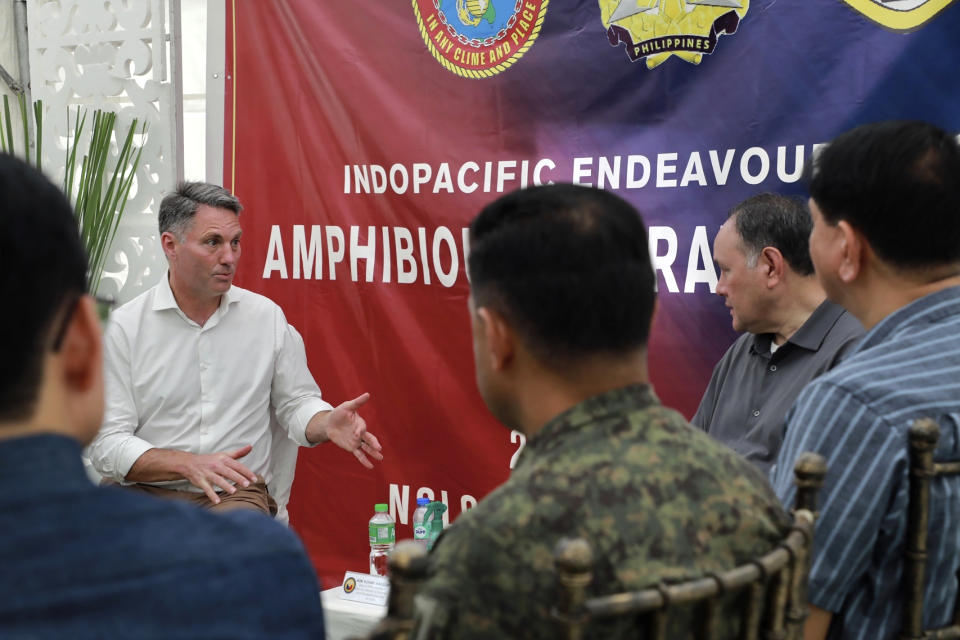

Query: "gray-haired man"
(692, 193), (863, 472)
(89, 182), (383, 515)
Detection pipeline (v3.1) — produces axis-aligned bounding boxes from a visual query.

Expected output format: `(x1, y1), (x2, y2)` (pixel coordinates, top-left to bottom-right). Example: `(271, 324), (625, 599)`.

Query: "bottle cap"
(417, 498), (430, 506)
(374, 503), (388, 512)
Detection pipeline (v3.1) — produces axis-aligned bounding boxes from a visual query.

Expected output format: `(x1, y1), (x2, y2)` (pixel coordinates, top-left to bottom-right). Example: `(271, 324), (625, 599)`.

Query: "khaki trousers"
(123, 480), (278, 517)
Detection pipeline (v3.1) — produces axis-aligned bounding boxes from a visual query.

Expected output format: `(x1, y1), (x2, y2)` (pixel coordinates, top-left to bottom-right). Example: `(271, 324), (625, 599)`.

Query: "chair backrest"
(552, 452), (827, 640)
(363, 540), (429, 640)
(900, 418), (960, 640)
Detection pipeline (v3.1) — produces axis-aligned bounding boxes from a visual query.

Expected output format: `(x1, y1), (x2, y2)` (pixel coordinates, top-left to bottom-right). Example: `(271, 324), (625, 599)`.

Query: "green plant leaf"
(17, 92), (29, 166)
(0, 100), (6, 153)
(3, 95), (13, 155)
(33, 99), (43, 171)
(64, 107), (146, 294)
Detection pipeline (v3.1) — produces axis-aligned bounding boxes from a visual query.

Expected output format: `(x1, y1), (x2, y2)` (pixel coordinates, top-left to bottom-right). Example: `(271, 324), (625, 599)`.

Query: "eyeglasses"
(51, 294), (116, 352)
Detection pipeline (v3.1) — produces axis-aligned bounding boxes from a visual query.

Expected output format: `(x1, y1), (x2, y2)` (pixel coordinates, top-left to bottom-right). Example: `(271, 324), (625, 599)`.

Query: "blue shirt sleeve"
(773, 379), (906, 613)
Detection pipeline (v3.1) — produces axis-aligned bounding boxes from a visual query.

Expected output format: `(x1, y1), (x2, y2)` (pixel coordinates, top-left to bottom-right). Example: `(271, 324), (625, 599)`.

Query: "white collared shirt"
(87, 274), (333, 490)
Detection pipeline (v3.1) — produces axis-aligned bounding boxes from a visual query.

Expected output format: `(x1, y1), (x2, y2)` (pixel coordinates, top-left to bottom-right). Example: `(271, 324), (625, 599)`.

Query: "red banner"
(224, 0), (960, 587)
(226, 3), (532, 587)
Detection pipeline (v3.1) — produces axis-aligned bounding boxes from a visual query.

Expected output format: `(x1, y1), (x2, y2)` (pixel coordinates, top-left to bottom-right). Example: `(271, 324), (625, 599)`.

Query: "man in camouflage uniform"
(412, 184), (790, 639)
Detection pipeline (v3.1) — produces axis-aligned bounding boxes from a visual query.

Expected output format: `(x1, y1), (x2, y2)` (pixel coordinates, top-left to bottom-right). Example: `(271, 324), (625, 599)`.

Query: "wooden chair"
(900, 418), (960, 640)
(360, 540), (429, 640)
(552, 452), (827, 640)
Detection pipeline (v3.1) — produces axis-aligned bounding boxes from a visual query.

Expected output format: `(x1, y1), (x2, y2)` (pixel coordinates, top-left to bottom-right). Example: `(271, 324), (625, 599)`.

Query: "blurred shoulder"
(105, 488), (310, 565)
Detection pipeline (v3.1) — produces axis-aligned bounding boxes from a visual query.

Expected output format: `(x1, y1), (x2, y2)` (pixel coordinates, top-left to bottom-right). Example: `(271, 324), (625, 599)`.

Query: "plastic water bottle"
(368, 503), (395, 576)
(412, 497), (430, 547)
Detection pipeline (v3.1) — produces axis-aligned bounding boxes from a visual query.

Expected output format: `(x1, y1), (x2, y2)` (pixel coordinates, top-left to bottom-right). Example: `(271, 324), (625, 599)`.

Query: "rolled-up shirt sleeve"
(87, 322), (155, 482)
(270, 323), (333, 448)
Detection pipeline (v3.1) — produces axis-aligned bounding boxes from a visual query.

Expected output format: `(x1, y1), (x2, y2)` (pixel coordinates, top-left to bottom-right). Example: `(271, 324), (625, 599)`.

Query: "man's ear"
(836, 221), (863, 284)
(760, 246), (786, 287)
(160, 231), (179, 262)
(59, 296), (103, 392)
(477, 307), (515, 372)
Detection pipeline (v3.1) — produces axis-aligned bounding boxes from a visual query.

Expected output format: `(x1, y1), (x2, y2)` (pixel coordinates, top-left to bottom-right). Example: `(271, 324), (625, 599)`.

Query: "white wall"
(182, 0), (208, 182)
(0, 2), (29, 157)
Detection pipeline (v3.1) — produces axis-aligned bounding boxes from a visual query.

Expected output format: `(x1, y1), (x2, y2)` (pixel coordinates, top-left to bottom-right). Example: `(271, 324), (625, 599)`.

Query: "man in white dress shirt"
(88, 182), (382, 515)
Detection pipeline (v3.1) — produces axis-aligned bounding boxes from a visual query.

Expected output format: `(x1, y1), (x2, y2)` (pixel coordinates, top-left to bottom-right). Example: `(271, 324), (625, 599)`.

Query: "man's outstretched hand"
(307, 392), (383, 468)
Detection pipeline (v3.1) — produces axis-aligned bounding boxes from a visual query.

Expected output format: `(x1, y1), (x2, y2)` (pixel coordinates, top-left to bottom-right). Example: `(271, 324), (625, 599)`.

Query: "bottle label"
(369, 523), (395, 545)
(414, 525), (428, 540)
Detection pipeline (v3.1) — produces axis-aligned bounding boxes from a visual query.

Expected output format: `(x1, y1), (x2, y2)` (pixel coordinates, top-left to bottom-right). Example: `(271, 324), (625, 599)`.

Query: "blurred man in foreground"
(0, 154), (325, 637)
(88, 182), (381, 518)
(693, 193), (862, 472)
(772, 121), (960, 639)
(412, 184), (790, 639)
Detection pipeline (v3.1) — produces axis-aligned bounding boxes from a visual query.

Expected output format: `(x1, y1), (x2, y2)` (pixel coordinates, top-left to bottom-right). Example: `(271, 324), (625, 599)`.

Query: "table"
(320, 586), (387, 640)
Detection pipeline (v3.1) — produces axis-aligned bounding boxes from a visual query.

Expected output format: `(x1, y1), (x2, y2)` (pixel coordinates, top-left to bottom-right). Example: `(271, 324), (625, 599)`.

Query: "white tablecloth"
(321, 587), (387, 640)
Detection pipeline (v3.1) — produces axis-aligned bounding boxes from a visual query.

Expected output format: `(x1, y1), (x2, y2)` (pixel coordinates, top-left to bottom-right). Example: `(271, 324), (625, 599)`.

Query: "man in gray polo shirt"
(692, 193), (863, 472)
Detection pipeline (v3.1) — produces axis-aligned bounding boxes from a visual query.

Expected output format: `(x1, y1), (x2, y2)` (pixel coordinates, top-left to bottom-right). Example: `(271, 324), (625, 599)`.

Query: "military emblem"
(412, 0), (549, 78)
(841, 0), (956, 31)
(599, 0), (748, 69)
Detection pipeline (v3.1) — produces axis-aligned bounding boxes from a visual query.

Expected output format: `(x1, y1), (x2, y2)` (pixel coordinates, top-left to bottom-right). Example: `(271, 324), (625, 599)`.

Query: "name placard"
(340, 571), (390, 606)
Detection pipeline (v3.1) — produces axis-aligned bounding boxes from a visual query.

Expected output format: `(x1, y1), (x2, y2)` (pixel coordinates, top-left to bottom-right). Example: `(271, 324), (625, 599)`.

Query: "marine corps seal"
(413, 0), (549, 78)
(599, 0), (749, 69)
(841, 0), (956, 31)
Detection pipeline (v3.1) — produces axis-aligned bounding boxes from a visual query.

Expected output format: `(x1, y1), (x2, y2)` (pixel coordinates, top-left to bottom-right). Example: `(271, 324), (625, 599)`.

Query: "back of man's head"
(731, 193), (814, 276)
(468, 184), (656, 368)
(0, 154), (88, 422)
(807, 121), (960, 269)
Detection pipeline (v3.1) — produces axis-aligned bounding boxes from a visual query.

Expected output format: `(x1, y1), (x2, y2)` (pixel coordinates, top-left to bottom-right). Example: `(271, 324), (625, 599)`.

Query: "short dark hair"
(0, 154), (88, 421)
(159, 181), (242, 239)
(806, 121), (960, 269)
(730, 193), (814, 276)
(468, 184), (656, 365)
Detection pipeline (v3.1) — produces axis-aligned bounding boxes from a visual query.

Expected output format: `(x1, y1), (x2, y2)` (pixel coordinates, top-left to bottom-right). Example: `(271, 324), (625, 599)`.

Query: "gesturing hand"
(325, 392), (383, 469)
(177, 445), (259, 504)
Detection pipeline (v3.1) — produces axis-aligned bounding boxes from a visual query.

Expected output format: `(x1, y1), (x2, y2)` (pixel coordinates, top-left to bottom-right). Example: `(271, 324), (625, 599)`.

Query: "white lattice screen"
(27, 0), (180, 301)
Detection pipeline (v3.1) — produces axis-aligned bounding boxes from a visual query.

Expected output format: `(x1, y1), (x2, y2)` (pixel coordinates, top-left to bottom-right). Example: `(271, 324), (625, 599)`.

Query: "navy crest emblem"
(413, 0), (549, 78)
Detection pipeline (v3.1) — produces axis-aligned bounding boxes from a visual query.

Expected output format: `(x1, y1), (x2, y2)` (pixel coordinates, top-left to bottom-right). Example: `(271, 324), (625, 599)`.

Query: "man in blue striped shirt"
(772, 121), (960, 640)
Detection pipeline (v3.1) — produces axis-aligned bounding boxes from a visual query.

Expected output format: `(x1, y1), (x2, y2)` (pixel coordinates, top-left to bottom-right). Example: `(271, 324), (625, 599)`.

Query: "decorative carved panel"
(28, 0), (178, 301)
